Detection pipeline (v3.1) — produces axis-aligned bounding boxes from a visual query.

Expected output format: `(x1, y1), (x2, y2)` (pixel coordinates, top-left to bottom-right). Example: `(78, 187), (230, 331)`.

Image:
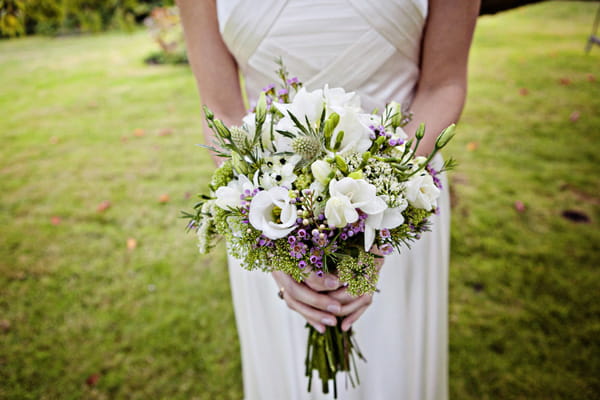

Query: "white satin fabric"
(217, 1), (449, 399)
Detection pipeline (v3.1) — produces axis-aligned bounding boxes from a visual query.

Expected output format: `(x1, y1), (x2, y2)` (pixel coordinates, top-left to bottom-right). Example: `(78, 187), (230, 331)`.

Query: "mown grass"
(0, 2), (598, 399)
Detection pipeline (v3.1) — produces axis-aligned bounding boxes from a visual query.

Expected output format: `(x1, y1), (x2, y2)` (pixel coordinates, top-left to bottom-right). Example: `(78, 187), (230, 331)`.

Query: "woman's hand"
(272, 252), (385, 333)
(271, 270), (343, 334)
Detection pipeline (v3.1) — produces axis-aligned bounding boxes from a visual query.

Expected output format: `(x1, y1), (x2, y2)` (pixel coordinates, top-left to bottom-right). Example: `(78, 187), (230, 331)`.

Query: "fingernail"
(325, 277), (339, 289)
(342, 323), (352, 332)
(321, 317), (336, 326)
(327, 304), (341, 314)
(314, 324), (325, 334)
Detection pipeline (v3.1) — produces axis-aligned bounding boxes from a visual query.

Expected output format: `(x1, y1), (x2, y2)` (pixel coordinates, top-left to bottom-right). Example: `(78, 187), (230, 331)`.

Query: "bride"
(177, 1), (479, 398)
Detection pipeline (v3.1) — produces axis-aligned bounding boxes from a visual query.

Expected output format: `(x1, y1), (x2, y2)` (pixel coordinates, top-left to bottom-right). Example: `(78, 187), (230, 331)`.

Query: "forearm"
(404, 80), (467, 156)
(177, 0), (246, 164)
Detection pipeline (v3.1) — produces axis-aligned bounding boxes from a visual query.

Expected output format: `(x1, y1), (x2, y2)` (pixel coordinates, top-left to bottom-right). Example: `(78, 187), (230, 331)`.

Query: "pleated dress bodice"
(217, 0), (428, 111)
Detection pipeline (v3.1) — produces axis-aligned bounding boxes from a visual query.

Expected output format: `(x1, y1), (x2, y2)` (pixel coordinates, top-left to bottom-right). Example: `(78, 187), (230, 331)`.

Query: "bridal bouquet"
(185, 64), (455, 397)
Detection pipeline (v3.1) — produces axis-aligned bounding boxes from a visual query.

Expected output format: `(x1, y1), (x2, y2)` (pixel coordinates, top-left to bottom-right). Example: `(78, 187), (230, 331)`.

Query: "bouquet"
(184, 63), (455, 397)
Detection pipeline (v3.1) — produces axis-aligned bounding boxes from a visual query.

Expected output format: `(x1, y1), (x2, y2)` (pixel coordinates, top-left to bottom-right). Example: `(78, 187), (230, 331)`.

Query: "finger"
(273, 271), (341, 313)
(285, 295), (338, 332)
(304, 271), (341, 291)
(341, 304), (370, 332)
(327, 287), (357, 305)
(338, 294), (372, 317)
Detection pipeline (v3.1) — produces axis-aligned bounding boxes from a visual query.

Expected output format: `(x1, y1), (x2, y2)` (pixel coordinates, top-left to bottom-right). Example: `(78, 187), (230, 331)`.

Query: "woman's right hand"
(271, 270), (343, 333)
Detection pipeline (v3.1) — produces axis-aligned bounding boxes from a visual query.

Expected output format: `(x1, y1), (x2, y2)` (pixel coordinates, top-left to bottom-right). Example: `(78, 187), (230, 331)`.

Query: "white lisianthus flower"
(325, 178), (386, 228)
(249, 187), (297, 239)
(405, 173), (441, 211)
(311, 159), (332, 185)
(242, 113), (274, 153)
(363, 204), (407, 251)
(214, 175), (254, 210)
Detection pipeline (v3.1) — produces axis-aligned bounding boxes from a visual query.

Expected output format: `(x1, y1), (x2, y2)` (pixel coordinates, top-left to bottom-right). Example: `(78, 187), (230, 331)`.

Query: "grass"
(0, 2), (598, 399)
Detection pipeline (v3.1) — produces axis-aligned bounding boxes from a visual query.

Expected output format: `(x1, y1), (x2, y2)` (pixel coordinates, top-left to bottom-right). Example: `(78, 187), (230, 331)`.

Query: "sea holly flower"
(249, 187), (298, 239)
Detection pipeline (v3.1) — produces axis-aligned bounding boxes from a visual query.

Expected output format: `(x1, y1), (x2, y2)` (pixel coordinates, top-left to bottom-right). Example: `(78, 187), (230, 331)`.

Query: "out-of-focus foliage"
(0, 0), (26, 37)
(0, 0), (174, 37)
(143, 6), (187, 65)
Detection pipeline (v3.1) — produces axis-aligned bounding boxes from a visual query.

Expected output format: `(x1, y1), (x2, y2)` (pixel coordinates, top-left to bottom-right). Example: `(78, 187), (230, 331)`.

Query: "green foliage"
(0, 0), (26, 37)
(0, 0), (174, 37)
(0, 2), (598, 399)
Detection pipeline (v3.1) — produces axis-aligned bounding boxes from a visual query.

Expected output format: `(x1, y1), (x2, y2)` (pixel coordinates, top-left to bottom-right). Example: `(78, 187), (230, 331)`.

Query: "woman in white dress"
(177, 1), (479, 399)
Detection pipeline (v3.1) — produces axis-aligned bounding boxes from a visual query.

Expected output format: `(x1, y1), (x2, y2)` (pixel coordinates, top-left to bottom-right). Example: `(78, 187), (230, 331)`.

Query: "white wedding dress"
(217, 1), (449, 399)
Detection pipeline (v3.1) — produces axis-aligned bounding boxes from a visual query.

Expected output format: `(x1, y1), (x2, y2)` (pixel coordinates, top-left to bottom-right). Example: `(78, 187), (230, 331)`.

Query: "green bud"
(389, 101), (402, 128)
(203, 105), (214, 121)
(334, 155), (348, 174)
(415, 123), (425, 140)
(213, 119), (231, 139)
(348, 170), (364, 179)
(255, 92), (267, 125)
(362, 151), (371, 163)
(323, 113), (340, 145)
(435, 124), (456, 149)
(333, 130), (345, 151)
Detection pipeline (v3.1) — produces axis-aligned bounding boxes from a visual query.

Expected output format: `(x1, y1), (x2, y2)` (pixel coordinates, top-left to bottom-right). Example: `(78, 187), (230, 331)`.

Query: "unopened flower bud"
(435, 124), (456, 149)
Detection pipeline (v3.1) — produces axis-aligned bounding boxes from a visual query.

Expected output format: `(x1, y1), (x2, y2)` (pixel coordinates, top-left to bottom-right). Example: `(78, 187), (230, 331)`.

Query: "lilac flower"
(298, 260), (307, 269)
(380, 229), (391, 239)
(380, 243), (394, 255)
(287, 77), (299, 85)
(288, 236), (296, 245)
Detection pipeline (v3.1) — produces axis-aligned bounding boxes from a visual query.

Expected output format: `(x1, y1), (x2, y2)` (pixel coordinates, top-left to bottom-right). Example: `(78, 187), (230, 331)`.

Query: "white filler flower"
(405, 173), (441, 211)
(249, 187), (297, 239)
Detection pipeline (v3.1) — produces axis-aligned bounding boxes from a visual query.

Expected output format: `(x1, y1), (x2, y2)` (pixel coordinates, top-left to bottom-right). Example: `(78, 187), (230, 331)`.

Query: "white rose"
(405, 173), (441, 211)
(310, 160), (332, 185)
(325, 178), (386, 227)
(214, 175), (254, 210)
(248, 187), (297, 239)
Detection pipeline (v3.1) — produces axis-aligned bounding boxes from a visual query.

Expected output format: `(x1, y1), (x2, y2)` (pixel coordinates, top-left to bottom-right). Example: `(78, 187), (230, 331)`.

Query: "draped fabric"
(216, 1), (449, 399)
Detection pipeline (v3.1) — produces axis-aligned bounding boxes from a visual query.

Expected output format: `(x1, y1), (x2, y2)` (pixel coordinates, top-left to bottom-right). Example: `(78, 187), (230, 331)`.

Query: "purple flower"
(316, 270), (324, 277)
(380, 243), (394, 255)
(262, 83), (275, 92)
(297, 229), (307, 238)
(288, 236), (296, 245)
(287, 77), (299, 85)
(380, 229), (391, 239)
(298, 260), (307, 269)
(278, 88), (289, 96)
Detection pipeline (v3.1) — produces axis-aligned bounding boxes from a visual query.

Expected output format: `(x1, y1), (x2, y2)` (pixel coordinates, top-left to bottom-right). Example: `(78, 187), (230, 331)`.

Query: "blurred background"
(0, 1), (599, 399)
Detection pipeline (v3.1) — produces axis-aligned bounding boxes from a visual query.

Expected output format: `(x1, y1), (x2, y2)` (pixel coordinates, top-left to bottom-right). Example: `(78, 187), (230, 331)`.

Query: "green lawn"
(0, 2), (598, 399)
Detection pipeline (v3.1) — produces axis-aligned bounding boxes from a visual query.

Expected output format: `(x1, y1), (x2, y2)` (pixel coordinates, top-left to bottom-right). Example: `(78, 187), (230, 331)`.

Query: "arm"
(176, 0), (246, 165)
(406, 0), (481, 156)
(329, 0), (481, 331)
(178, 0), (343, 333)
